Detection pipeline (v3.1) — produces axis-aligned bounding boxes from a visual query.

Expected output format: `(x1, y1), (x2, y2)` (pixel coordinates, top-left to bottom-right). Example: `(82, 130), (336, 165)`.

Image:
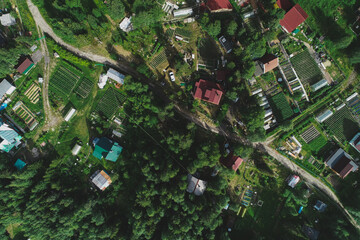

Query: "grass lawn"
(269, 92), (294, 122)
(308, 135), (328, 153)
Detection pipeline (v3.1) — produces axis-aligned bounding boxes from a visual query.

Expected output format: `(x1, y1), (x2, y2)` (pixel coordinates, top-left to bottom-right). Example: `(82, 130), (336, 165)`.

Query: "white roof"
(0, 14), (16, 26)
(71, 144), (82, 156)
(0, 79), (16, 99)
(288, 175), (300, 188)
(106, 68), (125, 85)
(119, 17), (133, 32)
(91, 171), (111, 191)
(173, 8), (193, 18)
(64, 108), (76, 122)
(98, 74), (108, 89)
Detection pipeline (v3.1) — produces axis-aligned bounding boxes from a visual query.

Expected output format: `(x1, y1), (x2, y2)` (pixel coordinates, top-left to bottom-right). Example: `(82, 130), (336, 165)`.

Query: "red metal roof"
(259, 54), (279, 73)
(276, 0), (292, 11)
(193, 79), (223, 105)
(220, 153), (243, 171)
(17, 58), (34, 74)
(206, 0), (233, 12)
(280, 4), (308, 33)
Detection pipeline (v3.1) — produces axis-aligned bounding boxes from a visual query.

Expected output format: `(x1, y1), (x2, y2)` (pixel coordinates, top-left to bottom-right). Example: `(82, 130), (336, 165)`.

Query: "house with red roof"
(276, 0), (292, 11)
(350, 132), (360, 153)
(279, 4), (308, 33)
(16, 58), (34, 75)
(206, 0), (233, 13)
(193, 79), (223, 105)
(325, 148), (359, 178)
(220, 153), (243, 171)
(255, 54), (279, 76)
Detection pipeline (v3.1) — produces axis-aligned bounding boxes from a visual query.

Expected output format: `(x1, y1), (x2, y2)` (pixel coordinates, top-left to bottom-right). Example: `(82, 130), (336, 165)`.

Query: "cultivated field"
(75, 78), (94, 98)
(323, 107), (359, 143)
(96, 87), (126, 119)
(291, 50), (323, 85)
(300, 125), (320, 143)
(24, 83), (41, 104)
(268, 93), (293, 122)
(149, 49), (169, 70)
(49, 61), (82, 97)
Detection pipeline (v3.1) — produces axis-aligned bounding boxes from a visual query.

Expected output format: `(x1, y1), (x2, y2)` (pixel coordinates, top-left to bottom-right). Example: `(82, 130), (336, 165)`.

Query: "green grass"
(269, 93), (294, 122)
(291, 50), (323, 85)
(308, 135), (328, 153)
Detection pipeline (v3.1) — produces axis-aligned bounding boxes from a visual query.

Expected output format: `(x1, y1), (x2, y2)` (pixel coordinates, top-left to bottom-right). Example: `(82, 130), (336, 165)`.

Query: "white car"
(169, 71), (175, 82)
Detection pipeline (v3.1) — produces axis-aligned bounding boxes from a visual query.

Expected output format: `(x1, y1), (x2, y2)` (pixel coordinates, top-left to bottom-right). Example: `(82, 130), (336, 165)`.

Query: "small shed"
(64, 108), (76, 122)
(90, 170), (112, 191)
(71, 143), (82, 156)
(14, 159), (26, 170)
(0, 14), (16, 27)
(186, 174), (207, 196)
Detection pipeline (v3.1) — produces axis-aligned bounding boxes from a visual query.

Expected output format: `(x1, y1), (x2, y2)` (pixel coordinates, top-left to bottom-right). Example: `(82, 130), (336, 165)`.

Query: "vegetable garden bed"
(268, 93), (293, 122)
(291, 50), (323, 85)
(96, 87), (126, 119)
(49, 61), (82, 97)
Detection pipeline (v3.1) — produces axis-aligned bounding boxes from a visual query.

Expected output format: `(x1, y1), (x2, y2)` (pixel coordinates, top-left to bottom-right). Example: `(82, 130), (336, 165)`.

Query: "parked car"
(169, 71), (175, 82)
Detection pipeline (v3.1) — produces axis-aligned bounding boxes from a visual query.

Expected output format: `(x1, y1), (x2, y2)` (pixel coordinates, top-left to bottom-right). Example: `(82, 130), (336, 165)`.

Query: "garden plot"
(49, 62), (82, 97)
(197, 37), (220, 70)
(300, 125), (320, 143)
(12, 101), (38, 128)
(291, 50), (323, 86)
(24, 83), (41, 104)
(149, 49), (169, 70)
(75, 78), (93, 98)
(323, 107), (360, 143)
(96, 88), (126, 119)
(268, 93), (293, 122)
(175, 28), (192, 42)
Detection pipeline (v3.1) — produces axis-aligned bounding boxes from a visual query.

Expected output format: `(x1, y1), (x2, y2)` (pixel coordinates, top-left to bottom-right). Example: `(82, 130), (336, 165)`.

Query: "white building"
(0, 14), (16, 27)
(162, 1), (179, 15)
(71, 143), (82, 156)
(186, 174), (207, 196)
(107, 68), (125, 85)
(173, 8), (193, 18)
(119, 17), (133, 32)
(64, 108), (76, 122)
(0, 79), (16, 100)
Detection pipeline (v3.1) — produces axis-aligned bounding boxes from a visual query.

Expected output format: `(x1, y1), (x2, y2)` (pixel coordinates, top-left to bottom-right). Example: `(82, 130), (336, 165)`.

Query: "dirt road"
(27, 0), (360, 230)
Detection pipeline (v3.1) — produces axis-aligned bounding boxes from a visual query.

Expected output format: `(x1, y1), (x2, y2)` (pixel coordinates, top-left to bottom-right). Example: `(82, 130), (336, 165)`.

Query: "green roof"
(14, 159), (26, 170)
(23, 63), (34, 75)
(93, 137), (122, 162)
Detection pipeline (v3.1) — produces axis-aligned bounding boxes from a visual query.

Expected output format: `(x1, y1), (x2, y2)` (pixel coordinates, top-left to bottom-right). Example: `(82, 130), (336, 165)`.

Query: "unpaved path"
(27, 0), (360, 231)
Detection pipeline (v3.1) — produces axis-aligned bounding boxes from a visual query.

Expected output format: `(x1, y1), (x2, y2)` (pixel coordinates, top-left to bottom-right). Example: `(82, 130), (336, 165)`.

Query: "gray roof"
(0, 79), (15, 99)
(325, 148), (351, 168)
(106, 68), (125, 84)
(0, 14), (16, 26)
(186, 174), (207, 196)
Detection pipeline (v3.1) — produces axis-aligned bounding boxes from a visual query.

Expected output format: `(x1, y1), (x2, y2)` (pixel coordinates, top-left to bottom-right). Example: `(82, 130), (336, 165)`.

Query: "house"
(17, 58), (34, 75)
(64, 108), (76, 122)
(0, 79), (16, 100)
(173, 8), (193, 18)
(206, 0), (233, 13)
(280, 4), (308, 33)
(349, 132), (360, 153)
(287, 175), (300, 188)
(219, 36), (233, 53)
(31, 50), (43, 64)
(14, 159), (26, 170)
(93, 137), (123, 162)
(107, 68), (125, 85)
(193, 79), (224, 105)
(255, 54), (279, 76)
(90, 170), (112, 191)
(220, 153), (243, 171)
(0, 118), (22, 153)
(302, 225), (320, 240)
(119, 17), (133, 32)
(276, 0), (292, 11)
(314, 200), (327, 212)
(0, 13), (16, 27)
(186, 174), (207, 196)
(325, 148), (359, 178)
(71, 143), (82, 156)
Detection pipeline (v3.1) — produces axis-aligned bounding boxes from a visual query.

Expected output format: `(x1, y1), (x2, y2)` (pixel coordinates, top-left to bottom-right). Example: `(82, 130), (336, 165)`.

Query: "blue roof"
(14, 159), (26, 170)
